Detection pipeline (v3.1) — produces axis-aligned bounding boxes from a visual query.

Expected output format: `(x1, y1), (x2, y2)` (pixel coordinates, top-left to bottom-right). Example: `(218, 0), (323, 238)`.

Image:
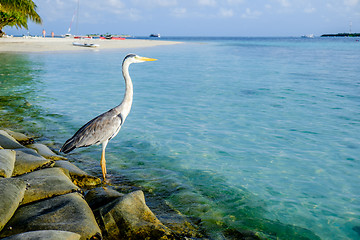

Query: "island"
(321, 33), (360, 37)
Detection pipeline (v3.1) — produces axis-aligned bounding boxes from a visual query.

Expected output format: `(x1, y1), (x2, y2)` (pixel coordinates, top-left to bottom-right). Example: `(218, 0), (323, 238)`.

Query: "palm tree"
(0, 0), (42, 37)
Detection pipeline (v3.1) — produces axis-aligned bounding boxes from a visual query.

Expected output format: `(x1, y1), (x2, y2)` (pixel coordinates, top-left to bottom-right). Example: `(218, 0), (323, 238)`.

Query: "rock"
(26, 143), (67, 160)
(0, 149), (16, 178)
(95, 190), (173, 240)
(2, 230), (81, 240)
(12, 148), (54, 176)
(3, 129), (34, 145)
(353, 226), (360, 236)
(0, 178), (26, 232)
(0, 192), (102, 240)
(54, 160), (101, 187)
(0, 130), (24, 149)
(16, 167), (81, 205)
(85, 187), (124, 210)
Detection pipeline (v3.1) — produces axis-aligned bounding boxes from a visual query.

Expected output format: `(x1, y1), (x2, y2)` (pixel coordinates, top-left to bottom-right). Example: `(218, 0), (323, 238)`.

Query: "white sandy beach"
(0, 37), (181, 53)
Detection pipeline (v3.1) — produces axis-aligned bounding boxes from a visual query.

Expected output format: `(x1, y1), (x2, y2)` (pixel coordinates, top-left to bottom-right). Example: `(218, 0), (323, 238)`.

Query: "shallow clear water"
(1, 37), (360, 239)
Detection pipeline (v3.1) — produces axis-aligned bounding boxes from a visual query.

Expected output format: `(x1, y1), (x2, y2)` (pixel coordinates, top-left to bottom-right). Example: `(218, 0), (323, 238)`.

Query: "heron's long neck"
(115, 61), (133, 116)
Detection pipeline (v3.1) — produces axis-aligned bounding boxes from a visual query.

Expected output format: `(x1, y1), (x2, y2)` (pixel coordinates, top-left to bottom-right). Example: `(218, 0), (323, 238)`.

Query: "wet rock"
(85, 186), (124, 210)
(12, 148), (54, 176)
(16, 167), (81, 205)
(3, 129), (34, 145)
(95, 190), (173, 240)
(0, 149), (16, 178)
(26, 143), (67, 160)
(0, 130), (24, 149)
(224, 228), (267, 240)
(353, 226), (360, 236)
(0, 192), (102, 240)
(54, 160), (101, 187)
(2, 230), (80, 240)
(0, 178), (26, 231)
(145, 195), (204, 239)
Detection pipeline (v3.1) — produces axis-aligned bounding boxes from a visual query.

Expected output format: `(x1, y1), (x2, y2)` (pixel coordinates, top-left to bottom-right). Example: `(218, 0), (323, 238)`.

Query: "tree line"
(0, 0), (42, 37)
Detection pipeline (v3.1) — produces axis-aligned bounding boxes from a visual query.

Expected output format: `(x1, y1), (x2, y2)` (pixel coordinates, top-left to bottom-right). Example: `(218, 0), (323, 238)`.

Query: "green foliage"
(0, 0), (42, 35)
(0, 10), (28, 29)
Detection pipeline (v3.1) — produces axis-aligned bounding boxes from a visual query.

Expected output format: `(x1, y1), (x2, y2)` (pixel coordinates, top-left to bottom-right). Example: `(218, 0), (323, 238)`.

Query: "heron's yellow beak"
(138, 56), (157, 61)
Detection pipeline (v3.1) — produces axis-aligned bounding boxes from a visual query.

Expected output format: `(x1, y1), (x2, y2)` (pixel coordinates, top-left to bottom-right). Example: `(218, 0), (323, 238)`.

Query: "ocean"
(1, 37), (359, 239)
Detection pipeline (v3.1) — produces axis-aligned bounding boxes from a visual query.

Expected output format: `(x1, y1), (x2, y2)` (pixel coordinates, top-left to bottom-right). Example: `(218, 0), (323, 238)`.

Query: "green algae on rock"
(0, 130), (24, 149)
(85, 187), (124, 211)
(0, 192), (102, 240)
(54, 160), (101, 187)
(16, 167), (81, 205)
(0, 149), (16, 178)
(26, 143), (67, 160)
(1, 230), (81, 240)
(3, 129), (34, 146)
(95, 190), (173, 240)
(12, 148), (54, 176)
(0, 178), (26, 232)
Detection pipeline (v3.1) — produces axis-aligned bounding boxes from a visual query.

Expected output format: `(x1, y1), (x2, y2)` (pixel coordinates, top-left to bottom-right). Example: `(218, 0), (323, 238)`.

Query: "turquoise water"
(1, 37), (360, 239)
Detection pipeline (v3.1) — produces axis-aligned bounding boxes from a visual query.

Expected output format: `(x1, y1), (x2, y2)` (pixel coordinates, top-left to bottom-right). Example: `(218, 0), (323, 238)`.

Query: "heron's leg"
(101, 140), (108, 181)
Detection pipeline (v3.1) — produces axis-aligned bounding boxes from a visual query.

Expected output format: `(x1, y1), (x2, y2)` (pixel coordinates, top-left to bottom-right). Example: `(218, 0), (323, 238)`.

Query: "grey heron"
(60, 54), (157, 181)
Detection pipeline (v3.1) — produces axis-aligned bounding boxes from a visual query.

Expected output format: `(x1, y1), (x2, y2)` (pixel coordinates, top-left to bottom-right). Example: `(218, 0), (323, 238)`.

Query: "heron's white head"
(123, 53), (157, 64)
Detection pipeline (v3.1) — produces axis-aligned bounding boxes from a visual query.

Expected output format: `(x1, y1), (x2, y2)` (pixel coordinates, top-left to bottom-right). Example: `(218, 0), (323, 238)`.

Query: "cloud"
(198, 0), (217, 7)
(241, 8), (262, 19)
(219, 8), (234, 17)
(171, 7), (187, 17)
(277, 0), (290, 7)
(344, 0), (359, 7)
(304, 7), (316, 13)
(131, 0), (177, 8)
(227, 0), (244, 5)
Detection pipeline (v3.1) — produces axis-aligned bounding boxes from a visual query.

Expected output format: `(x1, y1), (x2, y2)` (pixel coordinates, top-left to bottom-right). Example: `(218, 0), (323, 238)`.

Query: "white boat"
(72, 42), (99, 48)
(301, 34), (314, 38)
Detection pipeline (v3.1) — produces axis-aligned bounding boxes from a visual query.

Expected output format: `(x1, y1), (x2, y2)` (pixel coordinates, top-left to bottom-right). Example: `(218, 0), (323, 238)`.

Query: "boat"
(99, 35), (125, 40)
(301, 34), (314, 38)
(72, 42), (99, 48)
(74, 36), (92, 39)
(149, 33), (160, 38)
(100, 34), (126, 40)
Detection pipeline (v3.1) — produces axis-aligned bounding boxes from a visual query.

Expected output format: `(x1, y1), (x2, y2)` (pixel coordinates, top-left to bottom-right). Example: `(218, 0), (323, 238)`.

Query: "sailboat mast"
(76, 0), (80, 35)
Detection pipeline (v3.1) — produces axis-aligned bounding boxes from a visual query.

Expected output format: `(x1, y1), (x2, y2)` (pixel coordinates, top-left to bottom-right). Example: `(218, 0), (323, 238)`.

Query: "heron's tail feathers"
(60, 138), (77, 154)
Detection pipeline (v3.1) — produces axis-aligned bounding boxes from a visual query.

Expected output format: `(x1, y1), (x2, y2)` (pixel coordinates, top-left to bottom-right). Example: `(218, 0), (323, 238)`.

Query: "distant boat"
(301, 34), (314, 38)
(99, 35), (125, 40)
(72, 42), (99, 48)
(63, 33), (73, 38)
(149, 34), (160, 38)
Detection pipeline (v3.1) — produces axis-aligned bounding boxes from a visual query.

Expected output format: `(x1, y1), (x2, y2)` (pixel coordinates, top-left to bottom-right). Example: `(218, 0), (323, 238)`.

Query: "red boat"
(74, 36), (92, 39)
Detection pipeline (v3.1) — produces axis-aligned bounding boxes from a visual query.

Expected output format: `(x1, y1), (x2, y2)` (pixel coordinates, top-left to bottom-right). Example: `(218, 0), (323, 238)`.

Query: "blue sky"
(4, 0), (360, 36)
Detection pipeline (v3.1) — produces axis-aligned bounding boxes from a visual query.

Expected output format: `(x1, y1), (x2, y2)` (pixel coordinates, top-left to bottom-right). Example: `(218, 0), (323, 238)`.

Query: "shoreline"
(0, 129), (204, 239)
(0, 37), (182, 53)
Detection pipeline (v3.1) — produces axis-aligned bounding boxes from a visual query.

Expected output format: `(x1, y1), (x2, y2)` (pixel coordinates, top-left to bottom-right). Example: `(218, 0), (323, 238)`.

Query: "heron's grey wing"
(60, 109), (122, 153)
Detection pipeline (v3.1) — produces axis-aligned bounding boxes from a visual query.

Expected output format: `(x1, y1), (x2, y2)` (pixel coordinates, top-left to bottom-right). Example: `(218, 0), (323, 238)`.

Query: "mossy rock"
(0, 130), (24, 149)
(26, 143), (66, 160)
(0, 149), (16, 178)
(54, 160), (101, 187)
(3, 129), (34, 145)
(1, 230), (80, 240)
(95, 190), (173, 240)
(16, 167), (81, 205)
(12, 148), (54, 176)
(0, 178), (26, 232)
(0, 192), (102, 240)
(85, 186), (124, 210)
